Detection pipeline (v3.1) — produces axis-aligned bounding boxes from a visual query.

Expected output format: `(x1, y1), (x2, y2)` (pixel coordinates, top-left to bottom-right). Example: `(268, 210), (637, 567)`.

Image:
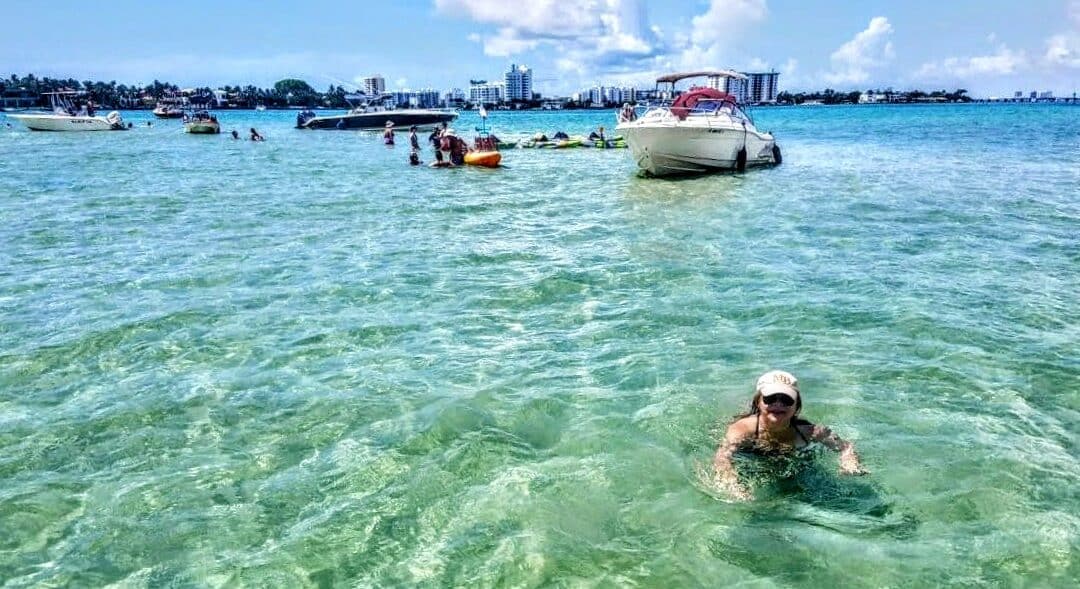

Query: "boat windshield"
(689, 99), (751, 122)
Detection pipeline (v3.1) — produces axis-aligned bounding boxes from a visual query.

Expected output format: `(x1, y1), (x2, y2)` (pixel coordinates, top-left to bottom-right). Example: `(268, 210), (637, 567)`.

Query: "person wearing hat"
(712, 370), (867, 500)
(383, 121), (395, 145)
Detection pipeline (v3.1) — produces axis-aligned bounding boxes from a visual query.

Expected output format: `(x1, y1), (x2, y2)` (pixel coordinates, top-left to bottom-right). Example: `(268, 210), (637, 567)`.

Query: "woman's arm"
(804, 424), (868, 475)
(713, 423), (753, 500)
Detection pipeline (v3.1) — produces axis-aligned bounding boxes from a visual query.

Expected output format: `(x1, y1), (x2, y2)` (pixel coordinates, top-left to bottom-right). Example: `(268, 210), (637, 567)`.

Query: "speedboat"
(616, 71), (780, 176)
(296, 93), (457, 130)
(184, 110), (221, 134)
(152, 102), (185, 118)
(7, 91), (125, 131)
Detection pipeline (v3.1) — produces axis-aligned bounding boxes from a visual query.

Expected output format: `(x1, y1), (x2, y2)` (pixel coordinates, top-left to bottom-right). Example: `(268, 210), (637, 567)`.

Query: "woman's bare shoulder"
(724, 416), (757, 443)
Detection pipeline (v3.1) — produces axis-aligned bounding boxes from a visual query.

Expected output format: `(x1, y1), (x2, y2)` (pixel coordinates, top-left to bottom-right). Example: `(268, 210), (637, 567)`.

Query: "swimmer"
(147, 121), (153, 127)
(249, 127), (264, 141)
(231, 130), (239, 139)
(713, 370), (867, 500)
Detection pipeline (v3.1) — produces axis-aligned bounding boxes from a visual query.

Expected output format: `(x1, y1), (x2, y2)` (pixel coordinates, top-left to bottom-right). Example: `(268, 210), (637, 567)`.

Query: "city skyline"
(1, 1), (1077, 97)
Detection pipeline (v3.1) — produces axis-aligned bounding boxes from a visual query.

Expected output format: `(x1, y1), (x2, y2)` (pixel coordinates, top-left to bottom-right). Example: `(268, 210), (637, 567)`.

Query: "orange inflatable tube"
(464, 151), (502, 167)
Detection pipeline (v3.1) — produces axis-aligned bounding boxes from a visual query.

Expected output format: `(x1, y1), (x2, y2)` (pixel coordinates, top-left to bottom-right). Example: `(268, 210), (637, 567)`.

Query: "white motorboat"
(183, 110), (221, 134)
(296, 93), (457, 130)
(616, 71), (780, 177)
(7, 91), (125, 132)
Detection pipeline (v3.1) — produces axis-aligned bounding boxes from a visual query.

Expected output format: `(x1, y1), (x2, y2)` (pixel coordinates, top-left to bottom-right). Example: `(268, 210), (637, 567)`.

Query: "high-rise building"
(708, 71), (778, 104)
(469, 80), (503, 105)
(718, 76), (749, 103)
(409, 89), (440, 108)
(443, 88), (466, 108)
(504, 64), (533, 102)
(745, 71), (779, 103)
(362, 75), (385, 96)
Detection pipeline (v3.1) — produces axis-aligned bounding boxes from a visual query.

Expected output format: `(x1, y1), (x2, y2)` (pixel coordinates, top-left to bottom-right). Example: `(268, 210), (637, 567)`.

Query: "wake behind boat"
(616, 71), (780, 177)
(7, 91), (125, 132)
(296, 93), (457, 130)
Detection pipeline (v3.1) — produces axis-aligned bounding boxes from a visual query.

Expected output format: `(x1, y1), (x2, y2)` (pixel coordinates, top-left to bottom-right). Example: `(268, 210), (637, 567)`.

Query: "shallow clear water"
(0, 104), (1077, 587)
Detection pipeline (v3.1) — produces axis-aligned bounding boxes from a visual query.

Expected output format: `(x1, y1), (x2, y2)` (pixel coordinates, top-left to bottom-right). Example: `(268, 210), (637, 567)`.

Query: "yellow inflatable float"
(464, 150), (502, 167)
(465, 135), (502, 167)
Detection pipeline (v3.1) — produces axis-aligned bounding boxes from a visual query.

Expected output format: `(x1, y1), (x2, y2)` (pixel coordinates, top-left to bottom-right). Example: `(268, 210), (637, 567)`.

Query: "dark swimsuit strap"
(755, 414), (811, 446)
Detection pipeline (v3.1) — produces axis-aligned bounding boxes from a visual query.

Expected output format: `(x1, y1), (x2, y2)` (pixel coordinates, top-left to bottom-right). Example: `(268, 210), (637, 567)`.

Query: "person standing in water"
(409, 125), (420, 151)
(713, 370), (867, 500)
(383, 121), (395, 145)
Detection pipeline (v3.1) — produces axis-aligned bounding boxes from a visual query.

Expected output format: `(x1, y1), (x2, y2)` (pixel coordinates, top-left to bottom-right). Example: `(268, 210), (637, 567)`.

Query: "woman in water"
(713, 370), (866, 500)
(383, 121), (395, 145)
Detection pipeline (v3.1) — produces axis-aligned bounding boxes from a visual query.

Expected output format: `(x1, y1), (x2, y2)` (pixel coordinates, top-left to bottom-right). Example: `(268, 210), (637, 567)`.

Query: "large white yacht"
(616, 71), (780, 177)
(295, 93), (457, 130)
(7, 91), (125, 132)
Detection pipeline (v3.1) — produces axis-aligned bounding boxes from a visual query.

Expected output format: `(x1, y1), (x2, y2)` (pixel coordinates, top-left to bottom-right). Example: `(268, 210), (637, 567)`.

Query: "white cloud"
(1043, 34), (1080, 68)
(916, 45), (1027, 78)
(436, 0), (660, 66)
(1042, 2), (1080, 69)
(436, 0), (774, 88)
(690, 0), (767, 47)
(823, 17), (895, 85)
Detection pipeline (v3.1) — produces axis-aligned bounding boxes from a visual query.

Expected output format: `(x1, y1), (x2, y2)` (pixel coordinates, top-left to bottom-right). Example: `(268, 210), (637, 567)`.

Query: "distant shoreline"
(1, 101), (1075, 115)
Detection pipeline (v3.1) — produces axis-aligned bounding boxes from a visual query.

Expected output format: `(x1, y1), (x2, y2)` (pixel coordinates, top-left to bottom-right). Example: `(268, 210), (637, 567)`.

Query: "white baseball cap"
(756, 370), (800, 401)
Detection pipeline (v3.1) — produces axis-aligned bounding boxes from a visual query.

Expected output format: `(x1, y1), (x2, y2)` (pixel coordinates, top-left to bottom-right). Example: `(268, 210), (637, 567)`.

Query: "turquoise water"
(0, 104), (1077, 587)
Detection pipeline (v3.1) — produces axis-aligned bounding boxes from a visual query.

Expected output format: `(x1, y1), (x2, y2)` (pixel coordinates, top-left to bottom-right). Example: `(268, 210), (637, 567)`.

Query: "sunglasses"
(762, 393), (795, 407)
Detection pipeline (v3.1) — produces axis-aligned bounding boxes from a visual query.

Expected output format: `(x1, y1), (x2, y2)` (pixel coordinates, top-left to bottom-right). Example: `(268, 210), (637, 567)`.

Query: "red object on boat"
(670, 87), (737, 120)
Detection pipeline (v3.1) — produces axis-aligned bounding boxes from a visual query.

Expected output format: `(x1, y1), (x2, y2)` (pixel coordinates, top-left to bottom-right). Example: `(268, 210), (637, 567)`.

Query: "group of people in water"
(381, 121), (472, 168)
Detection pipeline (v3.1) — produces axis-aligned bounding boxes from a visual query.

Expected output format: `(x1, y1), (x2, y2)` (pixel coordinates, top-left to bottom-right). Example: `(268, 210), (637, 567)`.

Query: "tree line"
(1, 74), (355, 109)
(777, 88), (971, 105)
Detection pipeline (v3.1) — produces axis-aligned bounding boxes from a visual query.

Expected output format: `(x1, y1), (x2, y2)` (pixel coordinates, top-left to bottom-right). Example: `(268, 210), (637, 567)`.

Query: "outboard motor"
(106, 111), (124, 130)
(296, 110), (316, 128)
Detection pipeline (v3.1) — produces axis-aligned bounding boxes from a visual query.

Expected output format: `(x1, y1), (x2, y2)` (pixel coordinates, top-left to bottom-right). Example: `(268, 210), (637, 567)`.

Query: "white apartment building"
(362, 75), (385, 96)
(469, 80), (503, 105)
(504, 64), (533, 102)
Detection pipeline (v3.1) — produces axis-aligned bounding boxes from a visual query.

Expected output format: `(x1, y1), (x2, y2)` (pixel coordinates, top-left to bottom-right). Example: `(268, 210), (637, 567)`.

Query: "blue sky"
(1, 0), (1077, 97)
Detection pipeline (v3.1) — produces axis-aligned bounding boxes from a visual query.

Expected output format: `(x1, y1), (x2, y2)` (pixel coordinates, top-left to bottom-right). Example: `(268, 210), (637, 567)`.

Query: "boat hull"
(153, 109), (184, 118)
(618, 122), (777, 176)
(7, 113), (121, 132)
(301, 110), (457, 130)
(185, 122), (221, 134)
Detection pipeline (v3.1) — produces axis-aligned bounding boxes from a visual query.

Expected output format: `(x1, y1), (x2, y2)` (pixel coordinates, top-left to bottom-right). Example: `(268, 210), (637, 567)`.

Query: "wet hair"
(733, 389), (804, 421)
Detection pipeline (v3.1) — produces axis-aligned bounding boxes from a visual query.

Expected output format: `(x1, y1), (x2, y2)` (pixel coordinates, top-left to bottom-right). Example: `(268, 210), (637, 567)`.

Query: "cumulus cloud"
(823, 17), (895, 85)
(439, 0), (662, 72)
(1042, 2), (1080, 68)
(1043, 34), (1080, 68)
(690, 0), (767, 47)
(915, 45), (1027, 79)
(439, 0), (775, 87)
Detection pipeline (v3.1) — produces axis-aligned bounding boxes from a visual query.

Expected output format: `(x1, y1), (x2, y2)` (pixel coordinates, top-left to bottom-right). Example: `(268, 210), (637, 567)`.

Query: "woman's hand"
(710, 469), (752, 501)
(839, 449), (868, 475)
